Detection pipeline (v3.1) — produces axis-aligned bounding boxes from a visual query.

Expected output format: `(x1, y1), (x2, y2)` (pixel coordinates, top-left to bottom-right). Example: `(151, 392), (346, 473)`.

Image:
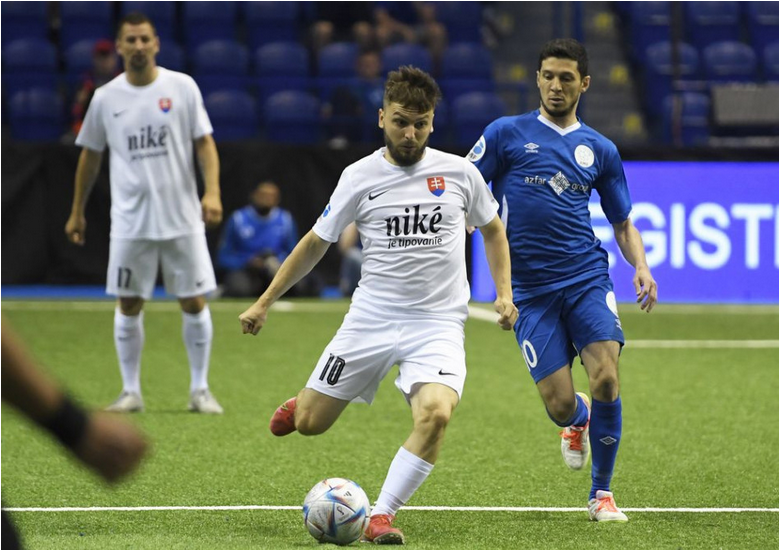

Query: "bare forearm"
(479, 218), (513, 300)
(615, 223), (649, 270)
(71, 149), (102, 215)
(1, 319), (64, 424)
(196, 135), (220, 198)
(257, 230), (330, 307)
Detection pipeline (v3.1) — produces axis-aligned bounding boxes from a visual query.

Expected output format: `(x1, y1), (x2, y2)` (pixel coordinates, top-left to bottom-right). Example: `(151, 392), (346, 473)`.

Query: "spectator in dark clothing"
(70, 39), (119, 135)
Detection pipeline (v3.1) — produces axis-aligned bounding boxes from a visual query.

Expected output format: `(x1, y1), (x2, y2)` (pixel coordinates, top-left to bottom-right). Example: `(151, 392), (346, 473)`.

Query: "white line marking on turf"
(3, 506), (778, 513)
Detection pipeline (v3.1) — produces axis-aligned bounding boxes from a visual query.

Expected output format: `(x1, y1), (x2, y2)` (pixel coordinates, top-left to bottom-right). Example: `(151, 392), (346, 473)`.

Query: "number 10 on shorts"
(319, 354), (345, 385)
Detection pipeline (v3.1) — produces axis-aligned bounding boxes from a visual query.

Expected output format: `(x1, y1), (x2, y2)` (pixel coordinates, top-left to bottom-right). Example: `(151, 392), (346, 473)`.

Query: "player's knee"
(119, 297), (144, 316)
(294, 407), (333, 436)
(414, 404), (452, 435)
(545, 398), (575, 425)
(589, 370), (619, 402)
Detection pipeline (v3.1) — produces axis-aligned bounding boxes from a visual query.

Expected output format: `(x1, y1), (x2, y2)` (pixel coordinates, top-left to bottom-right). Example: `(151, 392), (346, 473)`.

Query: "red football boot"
(269, 397), (297, 436)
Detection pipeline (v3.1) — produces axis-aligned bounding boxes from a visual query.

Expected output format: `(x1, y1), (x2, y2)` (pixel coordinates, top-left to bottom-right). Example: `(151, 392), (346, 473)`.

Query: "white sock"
(371, 447), (434, 516)
(114, 308), (144, 394)
(182, 306), (212, 393)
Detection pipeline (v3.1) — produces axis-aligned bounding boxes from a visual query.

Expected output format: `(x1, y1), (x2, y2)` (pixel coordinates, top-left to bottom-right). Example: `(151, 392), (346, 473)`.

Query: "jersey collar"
(536, 110), (582, 136)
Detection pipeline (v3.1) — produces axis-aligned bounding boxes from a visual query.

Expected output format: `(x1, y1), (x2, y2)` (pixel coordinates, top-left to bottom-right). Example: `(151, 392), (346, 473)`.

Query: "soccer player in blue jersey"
(469, 38), (658, 522)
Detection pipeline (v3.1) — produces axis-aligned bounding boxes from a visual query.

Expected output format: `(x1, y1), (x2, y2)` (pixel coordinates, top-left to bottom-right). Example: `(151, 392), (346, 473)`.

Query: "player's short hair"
(538, 38), (589, 78)
(383, 65), (442, 113)
(117, 12), (157, 38)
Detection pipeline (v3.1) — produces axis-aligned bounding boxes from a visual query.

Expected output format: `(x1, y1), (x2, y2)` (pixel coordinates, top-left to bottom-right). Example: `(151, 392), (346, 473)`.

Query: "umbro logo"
(438, 369), (457, 376)
(368, 190), (390, 201)
(524, 142), (539, 153)
(600, 436), (617, 446)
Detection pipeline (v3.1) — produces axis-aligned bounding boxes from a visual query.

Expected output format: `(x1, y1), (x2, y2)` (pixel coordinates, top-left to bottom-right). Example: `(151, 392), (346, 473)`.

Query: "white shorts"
(305, 308), (467, 405)
(106, 234), (216, 300)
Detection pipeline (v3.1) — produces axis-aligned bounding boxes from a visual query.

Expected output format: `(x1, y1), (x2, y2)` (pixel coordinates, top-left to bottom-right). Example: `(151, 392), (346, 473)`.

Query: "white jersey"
(314, 148), (498, 321)
(76, 67), (213, 240)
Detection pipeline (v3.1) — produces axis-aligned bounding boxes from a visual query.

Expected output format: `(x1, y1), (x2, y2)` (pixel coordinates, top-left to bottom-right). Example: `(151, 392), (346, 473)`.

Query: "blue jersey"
(470, 110), (632, 299)
(217, 206), (298, 271)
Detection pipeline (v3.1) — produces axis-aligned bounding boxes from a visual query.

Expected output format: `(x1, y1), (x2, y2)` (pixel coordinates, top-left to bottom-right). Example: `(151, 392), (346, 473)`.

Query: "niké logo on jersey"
(427, 176), (446, 197)
(128, 125), (169, 151)
(385, 204), (443, 236)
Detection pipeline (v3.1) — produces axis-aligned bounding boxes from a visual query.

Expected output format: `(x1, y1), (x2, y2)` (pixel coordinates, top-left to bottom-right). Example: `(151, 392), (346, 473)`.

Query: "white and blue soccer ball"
(303, 478), (371, 546)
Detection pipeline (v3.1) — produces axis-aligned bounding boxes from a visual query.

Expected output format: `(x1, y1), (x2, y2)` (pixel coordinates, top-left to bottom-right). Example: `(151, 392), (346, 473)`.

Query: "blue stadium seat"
(427, 100), (451, 147)
(9, 88), (64, 141)
(183, 1), (238, 52)
(63, 40), (98, 90)
(254, 42), (311, 102)
(59, 1), (112, 48)
(451, 92), (506, 148)
(643, 41), (700, 115)
(157, 40), (186, 72)
(684, 2), (741, 50)
(628, 2), (671, 61)
(662, 93), (710, 146)
(745, 2), (779, 58)
(263, 91), (321, 144)
(192, 40), (249, 96)
(317, 42), (359, 100)
(120, 2), (177, 40)
(440, 43), (495, 104)
(703, 41), (757, 83)
(763, 42), (778, 82)
(205, 90), (258, 141)
(382, 44), (433, 74)
(2, 39), (58, 98)
(1, 1), (49, 45)
(243, 1), (300, 51)
(433, 2), (483, 43)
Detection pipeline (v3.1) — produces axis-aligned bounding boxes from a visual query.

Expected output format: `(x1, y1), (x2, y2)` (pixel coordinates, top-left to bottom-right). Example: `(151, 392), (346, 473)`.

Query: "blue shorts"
(513, 279), (625, 383)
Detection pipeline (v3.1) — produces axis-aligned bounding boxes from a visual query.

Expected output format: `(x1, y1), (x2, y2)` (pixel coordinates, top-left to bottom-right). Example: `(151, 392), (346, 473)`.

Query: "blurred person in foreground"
(468, 38), (658, 522)
(239, 66), (517, 545)
(1, 318), (148, 550)
(64, 12), (224, 414)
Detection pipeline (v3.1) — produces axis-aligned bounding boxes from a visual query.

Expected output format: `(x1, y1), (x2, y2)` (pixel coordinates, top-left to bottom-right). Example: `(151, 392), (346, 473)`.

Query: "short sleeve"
(595, 143), (632, 224)
(75, 89), (107, 151)
(312, 168), (357, 243)
(187, 76), (213, 139)
(464, 161), (499, 227)
(466, 118), (504, 184)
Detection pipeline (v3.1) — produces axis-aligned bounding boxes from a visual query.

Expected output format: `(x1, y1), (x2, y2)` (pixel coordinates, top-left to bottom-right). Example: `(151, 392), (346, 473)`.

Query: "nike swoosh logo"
(368, 190), (390, 201)
(196, 279), (206, 287)
(113, 110), (128, 117)
(438, 369), (457, 376)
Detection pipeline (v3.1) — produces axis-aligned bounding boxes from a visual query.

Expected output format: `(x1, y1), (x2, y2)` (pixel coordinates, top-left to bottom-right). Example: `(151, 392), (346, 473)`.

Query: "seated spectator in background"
(326, 51), (385, 142)
(217, 182), (298, 298)
(311, 2), (376, 53)
(338, 222), (362, 297)
(70, 39), (119, 135)
(374, 2), (447, 63)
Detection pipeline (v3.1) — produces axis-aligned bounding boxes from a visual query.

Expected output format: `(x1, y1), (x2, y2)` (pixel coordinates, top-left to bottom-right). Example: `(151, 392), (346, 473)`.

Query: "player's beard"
(128, 53), (149, 71)
(540, 94), (578, 119)
(384, 130), (428, 167)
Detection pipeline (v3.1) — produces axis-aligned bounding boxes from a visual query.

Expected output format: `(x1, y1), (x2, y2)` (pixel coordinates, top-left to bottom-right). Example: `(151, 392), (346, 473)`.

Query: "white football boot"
(560, 392), (591, 470)
(588, 490), (629, 522)
(105, 391), (144, 413)
(188, 389), (224, 414)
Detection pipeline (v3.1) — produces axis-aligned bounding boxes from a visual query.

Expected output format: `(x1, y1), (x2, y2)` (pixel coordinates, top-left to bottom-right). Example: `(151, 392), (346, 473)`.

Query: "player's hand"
(633, 267), (658, 313)
(74, 413), (148, 483)
(201, 192), (223, 229)
(65, 213), (87, 245)
(494, 297), (518, 331)
(239, 302), (269, 336)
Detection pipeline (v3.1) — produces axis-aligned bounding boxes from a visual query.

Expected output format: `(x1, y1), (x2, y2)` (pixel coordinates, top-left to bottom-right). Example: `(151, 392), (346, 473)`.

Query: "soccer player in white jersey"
(470, 39), (658, 521)
(65, 13), (224, 414)
(239, 66), (517, 545)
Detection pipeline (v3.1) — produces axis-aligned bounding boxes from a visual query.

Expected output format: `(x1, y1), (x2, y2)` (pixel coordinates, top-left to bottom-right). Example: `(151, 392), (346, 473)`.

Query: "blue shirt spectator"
(217, 182), (298, 297)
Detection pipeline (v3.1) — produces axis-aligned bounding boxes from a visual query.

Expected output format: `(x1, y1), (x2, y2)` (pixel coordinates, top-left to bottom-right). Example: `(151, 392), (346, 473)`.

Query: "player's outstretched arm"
(478, 215), (518, 330)
(65, 148), (103, 245)
(1, 318), (148, 483)
(612, 218), (658, 312)
(239, 230), (332, 335)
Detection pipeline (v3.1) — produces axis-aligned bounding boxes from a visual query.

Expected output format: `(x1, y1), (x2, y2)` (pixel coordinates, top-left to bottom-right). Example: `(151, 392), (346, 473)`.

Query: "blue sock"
(547, 393), (589, 428)
(589, 396), (622, 500)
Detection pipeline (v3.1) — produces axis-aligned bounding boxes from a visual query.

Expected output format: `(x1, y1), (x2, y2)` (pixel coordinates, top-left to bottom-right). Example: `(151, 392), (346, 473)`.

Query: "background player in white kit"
(65, 13), (224, 414)
(239, 66), (517, 545)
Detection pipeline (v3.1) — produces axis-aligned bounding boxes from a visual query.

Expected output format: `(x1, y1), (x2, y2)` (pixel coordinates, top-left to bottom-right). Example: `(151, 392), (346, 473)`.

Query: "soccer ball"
(303, 478), (371, 545)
